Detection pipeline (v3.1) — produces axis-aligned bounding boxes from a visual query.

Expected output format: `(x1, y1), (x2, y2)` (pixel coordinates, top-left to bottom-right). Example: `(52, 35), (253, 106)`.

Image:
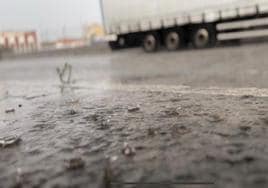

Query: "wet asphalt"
(0, 43), (268, 188)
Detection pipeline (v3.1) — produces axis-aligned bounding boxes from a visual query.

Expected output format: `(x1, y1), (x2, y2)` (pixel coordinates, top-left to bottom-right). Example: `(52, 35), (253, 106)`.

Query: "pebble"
(69, 109), (77, 115)
(262, 116), (268, 125)
(122, 142), (136, 157)
(0, 136), (21, 148)
(240, 95), (254, 99)
(208, 114), (224, 123)
(65, 157), (85, 170)
(110, 156), (118, 162)
(148, 128), (157, 136)
(128, 107), (140, 113)
(5, 108), (15, 113)
(239, 126), (251, 132)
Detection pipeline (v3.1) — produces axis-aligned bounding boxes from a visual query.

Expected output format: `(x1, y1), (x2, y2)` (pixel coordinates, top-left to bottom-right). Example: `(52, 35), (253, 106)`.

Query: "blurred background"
(0, 0), (104, 55)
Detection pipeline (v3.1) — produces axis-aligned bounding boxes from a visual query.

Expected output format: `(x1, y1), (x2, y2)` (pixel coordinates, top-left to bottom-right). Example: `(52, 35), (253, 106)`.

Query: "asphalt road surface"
(0, 43), (268, 188)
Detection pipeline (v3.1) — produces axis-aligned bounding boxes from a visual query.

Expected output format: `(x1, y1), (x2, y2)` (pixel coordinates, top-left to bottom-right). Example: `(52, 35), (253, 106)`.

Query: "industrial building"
(0, 31), (39, 53)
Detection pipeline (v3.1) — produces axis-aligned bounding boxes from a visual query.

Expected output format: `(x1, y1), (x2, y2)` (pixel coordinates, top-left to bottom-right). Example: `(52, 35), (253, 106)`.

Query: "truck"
(100, 0), (268, 52)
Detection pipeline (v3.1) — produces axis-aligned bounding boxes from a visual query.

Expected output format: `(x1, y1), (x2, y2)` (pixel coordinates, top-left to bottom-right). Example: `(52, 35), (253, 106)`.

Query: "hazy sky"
(0, 0), (102, 41)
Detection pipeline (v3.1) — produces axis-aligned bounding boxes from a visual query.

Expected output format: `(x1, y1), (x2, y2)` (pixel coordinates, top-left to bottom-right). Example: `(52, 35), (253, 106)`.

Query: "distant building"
(0, 31), (39, 53)
(41, 38), (87, 50)
(55, 38), (86, 49)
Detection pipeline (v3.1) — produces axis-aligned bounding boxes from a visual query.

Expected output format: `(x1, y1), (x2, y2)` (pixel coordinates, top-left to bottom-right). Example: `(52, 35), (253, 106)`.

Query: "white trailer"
(100, 0), (268, 52)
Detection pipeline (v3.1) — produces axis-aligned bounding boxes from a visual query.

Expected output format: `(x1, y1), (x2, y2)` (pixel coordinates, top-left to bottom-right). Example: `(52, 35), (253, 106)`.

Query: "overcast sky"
(0, 0), (102, 41)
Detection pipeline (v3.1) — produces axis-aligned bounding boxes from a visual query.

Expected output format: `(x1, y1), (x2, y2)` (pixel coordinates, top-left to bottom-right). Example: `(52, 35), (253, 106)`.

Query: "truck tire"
(109, 41), (119, 50)
(164, 30), (184, 51)
(108, 36), (126, 50)
(191, 24), (216, 48)
(142, 33), (159, 52)
(164, 31), (180, 51)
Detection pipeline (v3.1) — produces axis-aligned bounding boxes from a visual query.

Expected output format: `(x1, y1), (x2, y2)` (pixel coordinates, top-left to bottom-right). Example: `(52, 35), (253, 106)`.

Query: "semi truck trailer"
(100, 0), (268, 52)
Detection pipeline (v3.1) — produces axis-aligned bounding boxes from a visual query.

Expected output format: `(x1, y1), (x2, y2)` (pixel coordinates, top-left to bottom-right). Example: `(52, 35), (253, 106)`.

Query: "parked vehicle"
(100, 0), (268, 52)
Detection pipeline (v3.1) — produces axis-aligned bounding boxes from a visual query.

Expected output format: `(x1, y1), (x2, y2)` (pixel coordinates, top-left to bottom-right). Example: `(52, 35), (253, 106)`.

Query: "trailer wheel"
(191, 25), (216, 48)
(142, 33), (159, 52)
(164, 31), (182, 51)
(118, 37), (126, 47)
(108, 36), (126, 50)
